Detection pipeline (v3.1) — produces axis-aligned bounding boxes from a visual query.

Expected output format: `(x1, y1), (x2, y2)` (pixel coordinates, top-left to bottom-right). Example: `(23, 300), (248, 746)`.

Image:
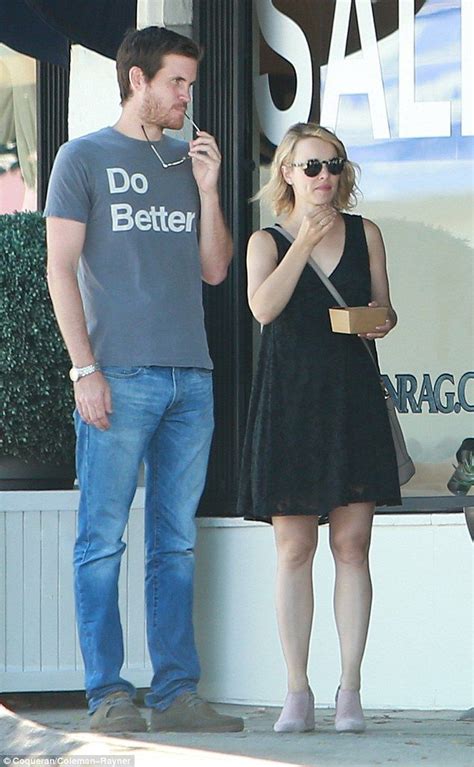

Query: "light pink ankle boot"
(334, 686), (366, 733)
(274, 688), (315, 733)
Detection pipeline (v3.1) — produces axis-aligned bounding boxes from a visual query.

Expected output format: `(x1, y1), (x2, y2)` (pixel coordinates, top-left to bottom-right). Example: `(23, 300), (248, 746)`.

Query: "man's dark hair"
(116, 26), (202, 104)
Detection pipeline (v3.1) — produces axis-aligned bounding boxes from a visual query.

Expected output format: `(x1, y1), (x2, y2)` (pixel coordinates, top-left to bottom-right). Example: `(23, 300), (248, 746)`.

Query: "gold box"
(329, 306), (388, 334)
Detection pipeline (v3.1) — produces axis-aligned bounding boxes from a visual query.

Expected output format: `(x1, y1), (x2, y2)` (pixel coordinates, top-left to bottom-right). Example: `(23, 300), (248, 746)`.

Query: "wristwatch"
(69, 363), (101, 382)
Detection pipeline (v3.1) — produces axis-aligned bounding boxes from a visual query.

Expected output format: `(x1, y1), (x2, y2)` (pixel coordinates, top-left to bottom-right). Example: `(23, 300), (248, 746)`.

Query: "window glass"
(0, 44), (37, 213)
(253, 0), (473, 506)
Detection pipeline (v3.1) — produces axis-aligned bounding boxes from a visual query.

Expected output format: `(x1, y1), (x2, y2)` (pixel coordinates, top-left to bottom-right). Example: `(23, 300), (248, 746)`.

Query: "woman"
(237, 123), (401, 734)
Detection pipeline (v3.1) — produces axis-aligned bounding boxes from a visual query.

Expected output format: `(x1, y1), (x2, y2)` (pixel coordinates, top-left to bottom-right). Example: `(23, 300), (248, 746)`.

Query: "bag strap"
(268, 223), (381, 378)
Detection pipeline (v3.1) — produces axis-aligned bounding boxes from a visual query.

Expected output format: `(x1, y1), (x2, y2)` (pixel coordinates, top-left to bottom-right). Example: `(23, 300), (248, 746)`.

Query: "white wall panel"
(0, 491), (471, 709)
(0, 492), (151, 692)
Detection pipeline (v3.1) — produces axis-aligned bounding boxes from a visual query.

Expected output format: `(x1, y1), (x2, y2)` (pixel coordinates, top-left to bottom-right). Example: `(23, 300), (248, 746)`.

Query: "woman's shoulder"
(250, 226), (277, 240)
(342, 212), (378, 227)
(360, 216), (381, 234)
(247, 228), (280, 259)
(343, 213), (383, 243)
(360, 217), (384, 247)
(251, 224), (292, 247)
(248, 225), (294, 267)
(249, 227), (278, 248)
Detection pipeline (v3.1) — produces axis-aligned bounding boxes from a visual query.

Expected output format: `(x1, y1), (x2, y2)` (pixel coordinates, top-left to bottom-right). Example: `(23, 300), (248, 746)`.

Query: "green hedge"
(0, 211), (75, 465)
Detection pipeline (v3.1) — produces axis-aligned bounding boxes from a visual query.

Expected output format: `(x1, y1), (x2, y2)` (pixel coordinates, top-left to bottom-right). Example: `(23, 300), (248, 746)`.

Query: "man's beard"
(140, 91), (184, 130)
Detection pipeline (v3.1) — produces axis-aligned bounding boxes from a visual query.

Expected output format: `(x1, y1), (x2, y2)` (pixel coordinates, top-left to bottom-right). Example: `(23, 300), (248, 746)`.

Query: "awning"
(0, 0), (138, 66)
(26, 0), (137, 60)
(0, 0), (69, 67)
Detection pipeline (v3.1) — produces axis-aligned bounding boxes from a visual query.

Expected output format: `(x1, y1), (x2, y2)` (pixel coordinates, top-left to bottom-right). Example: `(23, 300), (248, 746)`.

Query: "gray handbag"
(270, 223), (416, 486)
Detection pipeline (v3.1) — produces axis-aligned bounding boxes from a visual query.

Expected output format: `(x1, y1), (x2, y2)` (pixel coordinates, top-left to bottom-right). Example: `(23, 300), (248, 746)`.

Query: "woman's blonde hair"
(255, 123), (360, 216)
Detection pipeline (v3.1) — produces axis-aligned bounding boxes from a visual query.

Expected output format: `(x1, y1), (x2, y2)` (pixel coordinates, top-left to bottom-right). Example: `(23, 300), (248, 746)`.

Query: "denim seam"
(76, 422), (93, 694)
(150, 438), (164, 645)
(102, 367), (144, 379)
(169, 367), (177, 409)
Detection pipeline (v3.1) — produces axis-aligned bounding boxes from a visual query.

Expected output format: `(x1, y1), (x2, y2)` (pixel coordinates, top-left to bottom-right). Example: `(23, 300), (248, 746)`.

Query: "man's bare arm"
(46, 217), (112, 430)
(198, 190), (233, 285)
(189, 130), (232, 284)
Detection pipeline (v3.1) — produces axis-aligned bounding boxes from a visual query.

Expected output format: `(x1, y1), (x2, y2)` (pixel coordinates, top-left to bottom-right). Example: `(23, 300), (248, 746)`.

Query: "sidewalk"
(0, 693), (472, 767)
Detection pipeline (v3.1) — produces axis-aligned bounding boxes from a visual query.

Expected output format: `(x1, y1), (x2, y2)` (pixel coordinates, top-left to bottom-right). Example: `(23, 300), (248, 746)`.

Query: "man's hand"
(189, 131), (221, 193)
(74, 371), (113, 431)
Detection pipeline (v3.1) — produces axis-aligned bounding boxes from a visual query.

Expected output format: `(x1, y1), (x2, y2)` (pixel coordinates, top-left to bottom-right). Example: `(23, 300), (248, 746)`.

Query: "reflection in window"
(0, 44), (37, 213)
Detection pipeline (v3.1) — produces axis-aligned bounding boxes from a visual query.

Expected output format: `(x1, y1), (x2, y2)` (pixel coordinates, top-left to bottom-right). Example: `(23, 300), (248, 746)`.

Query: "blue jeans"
(73, 366), (214, 713)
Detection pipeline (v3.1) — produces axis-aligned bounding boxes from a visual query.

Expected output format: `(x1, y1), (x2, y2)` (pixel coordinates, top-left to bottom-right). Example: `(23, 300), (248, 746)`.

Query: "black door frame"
(37, 60), (69, 210)
(194, 0), (255, 516)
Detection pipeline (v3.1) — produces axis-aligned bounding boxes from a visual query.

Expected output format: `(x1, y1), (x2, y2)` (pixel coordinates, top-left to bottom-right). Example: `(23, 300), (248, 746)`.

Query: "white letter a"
(321, 0), (389, 139)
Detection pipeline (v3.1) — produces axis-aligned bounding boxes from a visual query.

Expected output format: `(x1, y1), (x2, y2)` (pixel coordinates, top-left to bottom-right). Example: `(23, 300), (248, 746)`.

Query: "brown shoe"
(150, 692), (244, 732)
(90, 691), (148, 733)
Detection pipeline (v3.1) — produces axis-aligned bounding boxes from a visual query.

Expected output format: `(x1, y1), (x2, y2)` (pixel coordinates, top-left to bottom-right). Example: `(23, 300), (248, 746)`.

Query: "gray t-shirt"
(44, 126), (212, 369)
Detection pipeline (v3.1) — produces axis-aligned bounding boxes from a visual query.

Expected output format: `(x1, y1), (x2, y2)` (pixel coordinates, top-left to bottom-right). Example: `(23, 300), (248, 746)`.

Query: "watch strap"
(70, 363), (100, 381)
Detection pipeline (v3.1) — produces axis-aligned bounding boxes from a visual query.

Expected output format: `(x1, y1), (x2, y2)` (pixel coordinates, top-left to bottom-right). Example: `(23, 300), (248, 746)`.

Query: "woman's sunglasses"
(288, 157), (346, 177)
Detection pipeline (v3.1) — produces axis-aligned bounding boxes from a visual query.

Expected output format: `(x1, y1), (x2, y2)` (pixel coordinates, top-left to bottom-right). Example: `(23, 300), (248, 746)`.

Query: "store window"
(254, 0), (473, 509)
(0, 45), (37, 213)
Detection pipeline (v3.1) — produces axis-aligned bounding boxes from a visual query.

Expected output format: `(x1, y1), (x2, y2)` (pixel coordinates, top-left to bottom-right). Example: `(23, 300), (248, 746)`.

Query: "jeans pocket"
(101, 366), (144, 379)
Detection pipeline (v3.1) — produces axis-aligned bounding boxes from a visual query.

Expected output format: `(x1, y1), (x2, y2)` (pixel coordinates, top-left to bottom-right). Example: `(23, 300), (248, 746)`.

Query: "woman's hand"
(294, 204), (337, 255)
(362, 219), (398, 340)
(358, 301), (396, 340)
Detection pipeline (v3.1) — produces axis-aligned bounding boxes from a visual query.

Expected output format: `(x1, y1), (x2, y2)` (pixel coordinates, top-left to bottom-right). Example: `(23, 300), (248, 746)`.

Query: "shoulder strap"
(270, 224), (380, 374)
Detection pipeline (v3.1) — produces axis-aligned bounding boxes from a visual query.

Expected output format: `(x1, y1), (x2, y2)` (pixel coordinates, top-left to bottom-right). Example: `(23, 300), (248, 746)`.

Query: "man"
(45, 26), (242, 734)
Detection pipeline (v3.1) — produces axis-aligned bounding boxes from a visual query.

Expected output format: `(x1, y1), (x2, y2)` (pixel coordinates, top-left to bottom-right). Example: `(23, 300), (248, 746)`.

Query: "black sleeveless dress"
(237, 213), (401, 525)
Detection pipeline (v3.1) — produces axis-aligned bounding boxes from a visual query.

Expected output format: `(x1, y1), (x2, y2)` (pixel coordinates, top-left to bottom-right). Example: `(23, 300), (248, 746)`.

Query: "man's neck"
(113, 110), (163, 141)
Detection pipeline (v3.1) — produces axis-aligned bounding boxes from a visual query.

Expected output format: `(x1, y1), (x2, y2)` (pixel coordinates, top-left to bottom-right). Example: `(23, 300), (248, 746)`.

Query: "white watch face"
(69, 367), (79, 382)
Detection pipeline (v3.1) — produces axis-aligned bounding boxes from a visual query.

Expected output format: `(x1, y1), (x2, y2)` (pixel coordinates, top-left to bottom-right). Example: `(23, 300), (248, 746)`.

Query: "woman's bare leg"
(273, 515), (319, 692)
(329, 502), (375, 691)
